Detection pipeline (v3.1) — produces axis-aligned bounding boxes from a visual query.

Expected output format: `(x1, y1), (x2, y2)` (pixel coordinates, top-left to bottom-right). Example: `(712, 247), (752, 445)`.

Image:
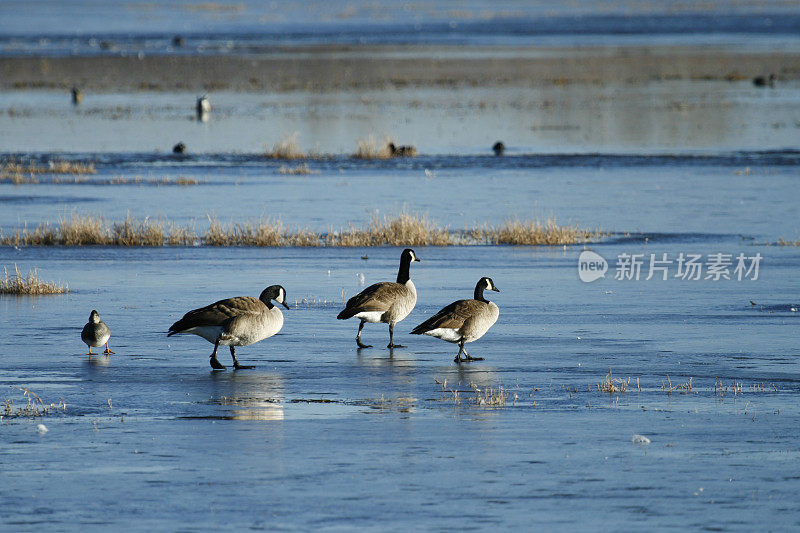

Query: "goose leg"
(387, 323), (405, 349)
(454, 341), (465, 363)
(463, 348), (483, 362)
(209, 338), (225, 370)
(356, 321), (372, 349)
(103, 342), (115, 355)
(231, 346), (254, 370)
(86, 346), (94, 356)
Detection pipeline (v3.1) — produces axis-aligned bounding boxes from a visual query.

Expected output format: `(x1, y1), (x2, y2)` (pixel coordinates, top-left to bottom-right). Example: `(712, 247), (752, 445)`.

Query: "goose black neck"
(474, 283), (488, 303)
(397, 255), (412, 284)
(264, 300), (275, 310)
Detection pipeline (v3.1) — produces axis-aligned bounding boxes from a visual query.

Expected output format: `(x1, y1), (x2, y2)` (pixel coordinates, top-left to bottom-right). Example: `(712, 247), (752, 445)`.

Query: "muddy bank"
(2, 45), (799, 92)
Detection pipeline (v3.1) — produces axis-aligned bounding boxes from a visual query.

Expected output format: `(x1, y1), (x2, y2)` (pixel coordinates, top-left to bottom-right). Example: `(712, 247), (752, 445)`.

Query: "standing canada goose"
(411, 277), (499, 363)
(168, 285), (289, 370)
(71, 87), (83, 105)
(337, 248), (420, 348)
(81, 310), (113, 356)
(388, 142), (417, 157)
(196, 94), (210, 121)
(492, 141), (505, 156)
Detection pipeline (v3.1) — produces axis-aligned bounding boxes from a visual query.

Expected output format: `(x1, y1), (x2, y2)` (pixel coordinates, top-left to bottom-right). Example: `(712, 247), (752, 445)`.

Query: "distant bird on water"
(168, 285), (289, 370)
(753, 74), (776, 87)
(411, 277), (500, 363)
(492, 141), (505, 156)
(71, 87), (83, 105)
(173, 142), (186, 154)
(196, 94), (210, 121)
(81, 310), (113, 356)
(388, 142), (417, 157)
(337, 248), (420, 349)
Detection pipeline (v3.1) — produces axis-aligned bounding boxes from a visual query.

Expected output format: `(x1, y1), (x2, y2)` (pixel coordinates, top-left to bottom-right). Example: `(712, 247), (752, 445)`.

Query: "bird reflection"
(208, 371), (285, 420)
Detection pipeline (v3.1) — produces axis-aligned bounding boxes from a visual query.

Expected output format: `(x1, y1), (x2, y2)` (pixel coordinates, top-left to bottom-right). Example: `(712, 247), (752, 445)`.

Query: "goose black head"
(402, 248), (420, 263)
(492, 141), (505, 156)
(474, 277), (499, 301)
(260, 285), (290, 309)
(482, 277), (499, 292)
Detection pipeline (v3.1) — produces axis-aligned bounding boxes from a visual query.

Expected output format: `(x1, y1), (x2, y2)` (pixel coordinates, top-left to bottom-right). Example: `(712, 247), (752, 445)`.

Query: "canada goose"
(492, 141), (505, 156)
(388, 142), (417, 157)
(753, 74), (776, 87)
(337, 248), (420, 348)
(196, 95), (210, 121)
(168, 285), (289, 370)
(172, 35), (184, 47)
(411, 277), (499, 363)
(71, 87), (82, 105)
(81, 310), (113, 356)
(173, 142), (186, 154)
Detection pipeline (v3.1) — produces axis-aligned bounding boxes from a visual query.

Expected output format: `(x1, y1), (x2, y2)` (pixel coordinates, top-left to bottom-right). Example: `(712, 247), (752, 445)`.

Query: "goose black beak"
(492, 286), (500, 292)
(282, 301), (290, 309)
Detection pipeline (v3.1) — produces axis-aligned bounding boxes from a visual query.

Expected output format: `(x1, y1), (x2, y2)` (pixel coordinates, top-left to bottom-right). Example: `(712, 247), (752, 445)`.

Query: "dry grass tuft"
(328, 212), (454, 247)
(1, 159), (96, 184)
(434, 379), (512, 407)
(265, 132), (306, 159)
(59, 214), (108, 245)
(353, 136), (393, 159)
(278, 163), (316, 175)
(2, 387), (66, 419)
(470, 382), (510, 406)
(0, 265), (68, 295)
(777, 238), (800, 247)
(1, 159), (95, 175)
(205, 216), (284, 247)
(112, 216), (193, 246)
(470, 217), (606, 245)
(597, 371), (629, 393)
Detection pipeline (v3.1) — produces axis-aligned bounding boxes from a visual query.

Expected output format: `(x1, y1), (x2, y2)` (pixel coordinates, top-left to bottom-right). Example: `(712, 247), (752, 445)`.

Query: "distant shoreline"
(1, 45), (798, 92)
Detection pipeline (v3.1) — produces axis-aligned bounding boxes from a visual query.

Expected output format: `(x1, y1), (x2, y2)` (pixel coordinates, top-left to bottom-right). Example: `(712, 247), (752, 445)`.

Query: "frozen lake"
(2, 53), (800, 530)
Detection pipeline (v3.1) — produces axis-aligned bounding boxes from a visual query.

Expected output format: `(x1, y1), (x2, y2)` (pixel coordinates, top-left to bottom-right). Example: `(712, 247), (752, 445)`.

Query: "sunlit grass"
(469, 217), (606, 245)
(0, 265), (68, 295)
(352, 135), (393, 159)
(1, 159), (96, 175)
(1, 212), (605, 247)
(264, 132), (306, 159)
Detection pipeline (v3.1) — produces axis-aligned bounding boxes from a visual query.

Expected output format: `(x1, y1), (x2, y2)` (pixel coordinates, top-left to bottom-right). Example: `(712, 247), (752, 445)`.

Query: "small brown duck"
(81, 310), (113, 356)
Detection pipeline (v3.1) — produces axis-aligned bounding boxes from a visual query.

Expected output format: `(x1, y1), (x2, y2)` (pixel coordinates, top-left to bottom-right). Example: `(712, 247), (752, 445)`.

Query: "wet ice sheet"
(1, 244), (799, 530)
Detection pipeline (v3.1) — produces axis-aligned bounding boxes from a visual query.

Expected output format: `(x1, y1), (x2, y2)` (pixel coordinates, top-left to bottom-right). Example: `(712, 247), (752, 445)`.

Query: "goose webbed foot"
(357, 340), (373, 349)
(209, 357), (226, 370)
(103, 345), (115, 355)
(229, 347), (253, 369)
(387, 343), (406, 349)
(464, 355), (484, 362)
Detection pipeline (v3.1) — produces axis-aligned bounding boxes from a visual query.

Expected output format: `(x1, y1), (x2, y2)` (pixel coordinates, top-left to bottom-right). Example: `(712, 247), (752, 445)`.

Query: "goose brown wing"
(338, 282), (405, 318)
(411, 299), (478, 333)
(169, 296), (263, 333)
